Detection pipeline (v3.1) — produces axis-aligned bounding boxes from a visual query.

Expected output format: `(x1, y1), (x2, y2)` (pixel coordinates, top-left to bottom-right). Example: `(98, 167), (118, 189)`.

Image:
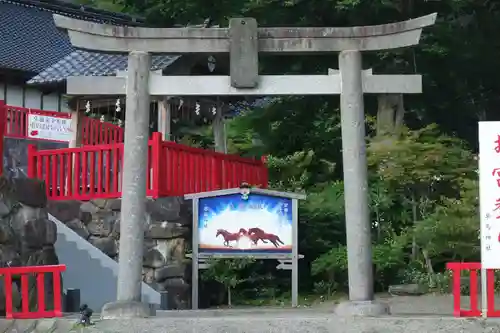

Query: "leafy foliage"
(201, 258), (255, 306)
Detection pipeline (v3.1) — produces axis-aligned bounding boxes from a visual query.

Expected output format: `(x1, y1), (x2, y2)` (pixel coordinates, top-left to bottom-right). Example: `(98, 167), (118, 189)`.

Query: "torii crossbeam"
(54, 13), (436, 317)
(67, 70), (422, 96)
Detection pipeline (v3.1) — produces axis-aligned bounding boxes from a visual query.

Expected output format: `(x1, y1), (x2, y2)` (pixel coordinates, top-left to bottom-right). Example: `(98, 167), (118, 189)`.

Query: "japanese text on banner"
(479, 123), (500, 268)
(27, 114), (72, 142)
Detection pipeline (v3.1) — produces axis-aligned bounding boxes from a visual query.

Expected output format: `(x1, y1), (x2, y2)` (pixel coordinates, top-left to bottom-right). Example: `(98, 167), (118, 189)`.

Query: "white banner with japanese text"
(27, 114), (72, 142)
(479, 121), (500, 269)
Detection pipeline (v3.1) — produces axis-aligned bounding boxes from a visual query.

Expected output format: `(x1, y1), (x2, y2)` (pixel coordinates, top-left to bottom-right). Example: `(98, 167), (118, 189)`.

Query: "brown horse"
(248, 227), (284, 248)
(216, 229), (240, 247)
(238, 228), (268, 245)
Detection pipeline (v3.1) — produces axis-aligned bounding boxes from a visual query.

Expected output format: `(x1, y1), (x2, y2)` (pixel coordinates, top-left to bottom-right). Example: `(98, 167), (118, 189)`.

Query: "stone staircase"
(50, 214), (161, 312)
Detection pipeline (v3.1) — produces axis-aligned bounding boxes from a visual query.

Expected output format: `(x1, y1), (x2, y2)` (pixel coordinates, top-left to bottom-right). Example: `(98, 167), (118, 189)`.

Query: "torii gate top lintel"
(53, 13), (437, 54)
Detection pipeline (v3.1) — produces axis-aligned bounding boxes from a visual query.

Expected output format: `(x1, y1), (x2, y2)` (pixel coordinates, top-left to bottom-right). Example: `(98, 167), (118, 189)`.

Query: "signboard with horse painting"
(198, 193), (292, 255)
(185, 186), (306, 310)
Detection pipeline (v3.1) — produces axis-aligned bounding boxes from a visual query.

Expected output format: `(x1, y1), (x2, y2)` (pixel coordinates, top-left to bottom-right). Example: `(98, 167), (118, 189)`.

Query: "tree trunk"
(376, 94), (405, 137)
(411, 193), (418, 261)
(422, 249), (434, 274)
(227, 286), (232, 307)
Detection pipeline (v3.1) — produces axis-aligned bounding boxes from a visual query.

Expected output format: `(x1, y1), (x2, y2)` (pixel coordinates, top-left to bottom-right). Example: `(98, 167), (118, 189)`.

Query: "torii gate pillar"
(101, 52), (152, 317)
(55, 13), (436, 318)
(338, 50), (373, 303)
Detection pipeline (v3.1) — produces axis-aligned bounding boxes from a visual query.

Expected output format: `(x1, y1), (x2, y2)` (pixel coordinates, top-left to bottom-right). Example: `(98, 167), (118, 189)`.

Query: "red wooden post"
(150, 132), (162, 198)
(89, 149), (95, 196)
(484, 269), (500, 317)
(27, 144), (38, 179)
(0, 100), (5, 176)
(213, 156), (223, 191)
(3, 269), (12, 319)
(469, 269), (479, 314)
(259, 155), (269, 188)
(51, 155), (57, 199)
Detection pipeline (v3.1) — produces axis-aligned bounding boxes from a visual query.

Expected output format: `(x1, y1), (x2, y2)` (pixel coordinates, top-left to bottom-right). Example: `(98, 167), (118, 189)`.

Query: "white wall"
(0, 80), (70, 112)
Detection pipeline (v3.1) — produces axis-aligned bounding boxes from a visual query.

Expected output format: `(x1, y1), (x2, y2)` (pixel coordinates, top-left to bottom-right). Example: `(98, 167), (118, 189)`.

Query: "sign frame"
(185, 187), (306, 309)
(27, 114), (73, 143)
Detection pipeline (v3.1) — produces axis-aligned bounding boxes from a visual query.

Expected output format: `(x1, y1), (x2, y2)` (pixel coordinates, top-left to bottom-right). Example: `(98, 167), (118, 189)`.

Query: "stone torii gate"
(54, 13), (436, 318)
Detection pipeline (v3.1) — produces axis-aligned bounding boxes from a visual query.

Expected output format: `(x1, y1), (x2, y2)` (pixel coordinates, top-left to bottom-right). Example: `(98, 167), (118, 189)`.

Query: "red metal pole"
(27, 144), (38, 179)
(0, 100), (5, 176)
(150, 132), (162, 198)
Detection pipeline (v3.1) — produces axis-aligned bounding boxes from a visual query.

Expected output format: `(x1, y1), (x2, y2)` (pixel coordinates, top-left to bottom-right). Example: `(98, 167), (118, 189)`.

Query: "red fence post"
(214, 156), (223, 191)
(0, 100), (5, 176)
(27, 144), (38, 179)
(150, 132), (162, 198)
(260, 155), (269, 188)
(485, 269), (500, 317)
(0, 264), (66, 319)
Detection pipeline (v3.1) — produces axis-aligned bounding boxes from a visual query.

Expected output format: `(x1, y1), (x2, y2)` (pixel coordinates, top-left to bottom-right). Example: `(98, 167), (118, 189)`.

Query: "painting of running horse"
(216, 229), (241, 247)
(198, 192), (293, 254)
(248, 228), (284, 248)
(216, 228), (284, 248)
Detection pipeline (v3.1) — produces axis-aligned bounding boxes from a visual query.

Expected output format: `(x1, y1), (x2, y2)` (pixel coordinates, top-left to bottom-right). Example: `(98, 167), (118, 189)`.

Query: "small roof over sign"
(184, 187), (306, 200)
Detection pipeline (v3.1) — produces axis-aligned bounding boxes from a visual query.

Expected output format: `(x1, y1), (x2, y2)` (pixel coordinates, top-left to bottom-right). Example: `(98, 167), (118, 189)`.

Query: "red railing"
(0, 264), (66, 319)
(28, 132), (268, 200)
(81, 116), (124, 145)
(157, 134), (268, 196)
(3, 102), (124, 144)
(447, 262), (500, 317)
(4, 104), (69, 140)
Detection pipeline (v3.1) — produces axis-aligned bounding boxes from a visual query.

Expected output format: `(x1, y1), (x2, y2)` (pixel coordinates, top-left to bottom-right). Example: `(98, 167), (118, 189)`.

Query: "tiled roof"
(0, 1), (73, 73)
(28, 51), (180, 84)
(0, 0), (153, 75)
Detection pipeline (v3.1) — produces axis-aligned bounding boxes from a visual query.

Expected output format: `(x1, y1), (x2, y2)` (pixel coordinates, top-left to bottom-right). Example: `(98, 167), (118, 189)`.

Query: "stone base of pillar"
(334, 300), (390, 317)
(101, 300), (154, 319)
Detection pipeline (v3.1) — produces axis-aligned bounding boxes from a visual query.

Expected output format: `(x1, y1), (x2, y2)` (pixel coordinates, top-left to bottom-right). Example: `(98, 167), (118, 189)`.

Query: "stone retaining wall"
(48, 197), (192, 309)
(0, 177), (61, 315)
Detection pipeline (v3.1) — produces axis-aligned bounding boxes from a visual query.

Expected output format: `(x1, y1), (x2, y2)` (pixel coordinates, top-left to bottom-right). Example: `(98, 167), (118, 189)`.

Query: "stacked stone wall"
(48, 197), (192, 309)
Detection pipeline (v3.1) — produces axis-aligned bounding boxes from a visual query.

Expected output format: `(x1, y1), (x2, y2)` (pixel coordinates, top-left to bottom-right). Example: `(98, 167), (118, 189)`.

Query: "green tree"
(367, 124), (476, 272)
(201, 258), (255, 307)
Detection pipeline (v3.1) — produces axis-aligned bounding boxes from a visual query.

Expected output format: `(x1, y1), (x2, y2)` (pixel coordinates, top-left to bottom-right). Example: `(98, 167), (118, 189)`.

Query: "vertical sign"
(479, 121), (500, 269)
(27, 114), (72, 142)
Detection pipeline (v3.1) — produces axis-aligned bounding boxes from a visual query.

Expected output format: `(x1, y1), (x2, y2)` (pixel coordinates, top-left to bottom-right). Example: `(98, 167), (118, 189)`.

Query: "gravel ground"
(82, 295), (500, 333)
(87, 316), (500, 333)
(4, 295), (500, 332)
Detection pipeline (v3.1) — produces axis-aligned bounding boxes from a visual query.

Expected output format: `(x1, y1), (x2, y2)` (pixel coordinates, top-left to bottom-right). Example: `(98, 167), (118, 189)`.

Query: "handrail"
(28, 132), (268, 200)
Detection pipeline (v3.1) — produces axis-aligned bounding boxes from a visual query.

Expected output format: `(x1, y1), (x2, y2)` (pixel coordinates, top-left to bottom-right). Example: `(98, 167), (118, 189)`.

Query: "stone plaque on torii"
(54, 13), (436, 318)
